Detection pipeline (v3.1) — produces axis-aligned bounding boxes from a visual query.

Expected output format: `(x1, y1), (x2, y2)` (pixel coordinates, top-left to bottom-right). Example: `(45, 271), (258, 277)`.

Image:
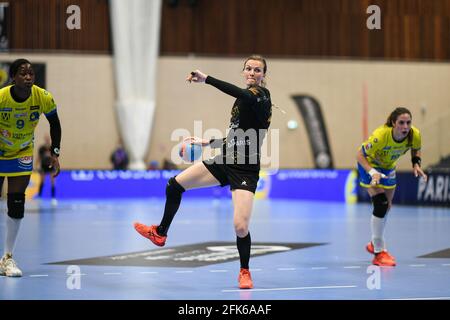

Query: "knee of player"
(165, 176), (186, 197)
(371, 193), (389, 218)
(234, 222), (249, 236)
(7, 193), (26, 219)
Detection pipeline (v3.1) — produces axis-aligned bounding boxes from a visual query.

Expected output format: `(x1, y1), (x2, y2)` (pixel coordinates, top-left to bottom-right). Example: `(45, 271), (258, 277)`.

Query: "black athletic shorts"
(202, 156), (260, 194)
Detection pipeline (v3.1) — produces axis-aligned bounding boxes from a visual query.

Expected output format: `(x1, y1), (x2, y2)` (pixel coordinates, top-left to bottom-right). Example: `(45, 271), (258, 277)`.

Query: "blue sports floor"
(0, 198), (449, 300)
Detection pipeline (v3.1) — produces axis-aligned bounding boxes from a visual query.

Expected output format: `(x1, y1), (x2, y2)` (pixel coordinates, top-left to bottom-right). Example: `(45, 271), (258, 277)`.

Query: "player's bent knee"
(166, 177), (185, 200)
(7, 193), (25, 219)
(371, 193), (389, 218)
(234, 222), (248, 237)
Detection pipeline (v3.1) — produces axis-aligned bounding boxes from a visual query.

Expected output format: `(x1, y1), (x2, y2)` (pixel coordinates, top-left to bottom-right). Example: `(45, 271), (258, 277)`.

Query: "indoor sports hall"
(0, 0), (449, 301)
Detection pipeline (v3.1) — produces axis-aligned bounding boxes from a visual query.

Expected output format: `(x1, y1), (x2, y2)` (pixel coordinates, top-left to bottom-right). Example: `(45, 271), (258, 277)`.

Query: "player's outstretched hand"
(186, 70), (207, 83)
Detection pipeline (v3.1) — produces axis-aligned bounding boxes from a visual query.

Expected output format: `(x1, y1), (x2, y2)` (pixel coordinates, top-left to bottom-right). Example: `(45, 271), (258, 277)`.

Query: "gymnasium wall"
(8, 0), (450, 61)
(1, 53), (449, 169)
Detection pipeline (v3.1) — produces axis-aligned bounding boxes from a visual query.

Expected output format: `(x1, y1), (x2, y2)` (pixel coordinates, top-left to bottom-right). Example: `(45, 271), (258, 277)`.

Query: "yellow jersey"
(0, 85), (57, 159)
(360, 124), (421, 170)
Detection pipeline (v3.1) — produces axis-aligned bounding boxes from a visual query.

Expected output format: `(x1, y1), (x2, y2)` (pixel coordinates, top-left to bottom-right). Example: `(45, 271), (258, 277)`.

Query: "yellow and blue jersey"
(360, 124), (421, 170)
(358, 124), (421, 189)
(0, 85), (57, 160)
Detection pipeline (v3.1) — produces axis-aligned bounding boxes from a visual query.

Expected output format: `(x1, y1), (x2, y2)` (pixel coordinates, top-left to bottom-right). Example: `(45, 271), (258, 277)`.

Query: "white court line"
(175, 270), (194, 273)
(409, 264), (426, 267)
(103, 272), (122, 275)
(343, 266), (361, 269)
(311, 267), (328, 270)
(222, 285), (357, 293)
(277, 268), (296, 271)
(29, 274), (49, 277)
(387, 297), (450, 300)
(210, 270), (229, 273)
(442, 264), (450, 266)
(139, 271), (158, 274)
(250, 268), (262, 272)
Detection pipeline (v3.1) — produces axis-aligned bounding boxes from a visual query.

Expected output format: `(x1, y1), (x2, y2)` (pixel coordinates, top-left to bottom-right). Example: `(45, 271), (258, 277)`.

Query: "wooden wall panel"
(5, 0), (450, 61)
(159, 0), (450, 61)
(9, 0), (110, 52)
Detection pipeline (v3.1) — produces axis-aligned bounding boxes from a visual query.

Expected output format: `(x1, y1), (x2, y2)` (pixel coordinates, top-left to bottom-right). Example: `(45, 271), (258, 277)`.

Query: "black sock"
(51, 186), (56, 198)
(157, 177), (185, 236)
(38, 183), (43, 197)
(237, 232), (251, 269)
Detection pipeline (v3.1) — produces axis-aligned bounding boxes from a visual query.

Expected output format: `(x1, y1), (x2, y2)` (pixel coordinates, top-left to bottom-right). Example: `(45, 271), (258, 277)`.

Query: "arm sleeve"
(46, 112), (62, 149)
(205, 76), (259, 104)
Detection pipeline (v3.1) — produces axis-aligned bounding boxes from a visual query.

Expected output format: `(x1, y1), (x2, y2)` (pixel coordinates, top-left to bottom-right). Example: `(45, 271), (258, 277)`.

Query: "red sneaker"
(238, 268), (253, 289)
(133, 222), (167, 247)
(366, 242), (396, 261)
(366, 242), (375, 254)
(372, 251), (396, 267)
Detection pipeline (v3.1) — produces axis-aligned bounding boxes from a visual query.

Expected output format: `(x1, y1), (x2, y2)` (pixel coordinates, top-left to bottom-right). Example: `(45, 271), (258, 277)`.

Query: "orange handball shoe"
(366, 242), (375, 254)
(366, 242), (396, 261)
(134, 223), (167, 247)
(372, 251), (396, 267)
(238, 268), (253, 289)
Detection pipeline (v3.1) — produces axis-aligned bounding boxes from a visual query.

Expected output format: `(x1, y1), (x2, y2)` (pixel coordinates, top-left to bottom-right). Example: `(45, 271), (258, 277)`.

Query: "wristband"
(51, 146), (60, 157)
(368, 168), (379, 177)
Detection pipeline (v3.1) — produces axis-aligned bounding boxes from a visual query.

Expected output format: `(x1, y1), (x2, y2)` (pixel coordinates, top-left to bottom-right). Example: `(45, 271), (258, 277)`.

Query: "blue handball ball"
(179, 142), (203, 162)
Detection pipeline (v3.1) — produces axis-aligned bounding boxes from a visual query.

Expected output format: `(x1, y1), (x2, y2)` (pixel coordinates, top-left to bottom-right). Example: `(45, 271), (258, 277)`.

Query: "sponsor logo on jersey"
(14, 112), (28, 118)
(18, 156), (33, 165)
(30, 105), (40, 110)
(365, 143), (372, 150)
(1, 113), (10, 121)
(15, 107), (26, 111)
(1, 129), (11, 138)
(12, 133), (33, 140)
(382, 146), (391, 150)
(29, 111), (40, 121)
(0, 107), (12, 112)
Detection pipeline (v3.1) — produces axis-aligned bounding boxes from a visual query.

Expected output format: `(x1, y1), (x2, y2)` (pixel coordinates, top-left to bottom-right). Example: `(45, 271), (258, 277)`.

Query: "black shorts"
(202, 157), (260, 194)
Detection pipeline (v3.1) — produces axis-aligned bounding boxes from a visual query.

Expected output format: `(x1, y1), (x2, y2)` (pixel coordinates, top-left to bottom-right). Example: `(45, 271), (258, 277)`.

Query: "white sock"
(4, 217), (21, 255)
(371, 215), (386, 253)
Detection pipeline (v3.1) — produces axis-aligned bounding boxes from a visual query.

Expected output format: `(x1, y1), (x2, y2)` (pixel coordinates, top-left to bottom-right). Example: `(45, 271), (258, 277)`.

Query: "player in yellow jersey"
(0, 59), (62, 277)
(357, 107), (427, 267)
